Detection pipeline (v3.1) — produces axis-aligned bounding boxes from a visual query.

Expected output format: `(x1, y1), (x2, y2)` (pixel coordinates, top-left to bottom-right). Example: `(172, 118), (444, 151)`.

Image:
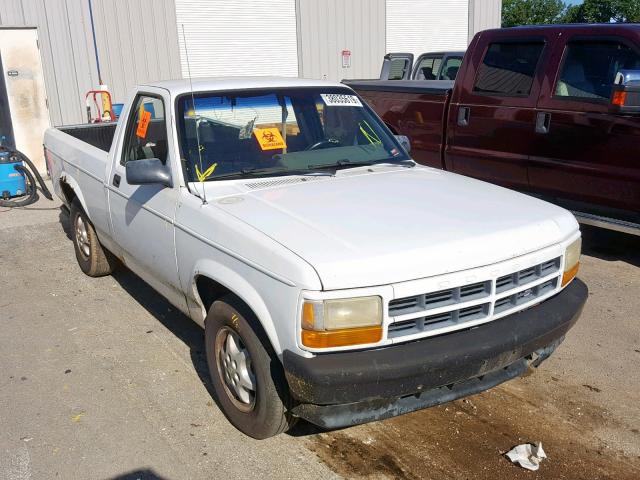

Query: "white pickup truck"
(45, 77), (587, 439)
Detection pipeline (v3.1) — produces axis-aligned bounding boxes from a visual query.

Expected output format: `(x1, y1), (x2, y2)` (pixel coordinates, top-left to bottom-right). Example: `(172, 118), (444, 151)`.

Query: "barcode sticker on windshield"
(320, 93), (363, 107)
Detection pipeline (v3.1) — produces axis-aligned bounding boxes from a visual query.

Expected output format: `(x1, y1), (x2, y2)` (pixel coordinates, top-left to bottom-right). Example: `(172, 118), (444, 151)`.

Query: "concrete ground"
(1, 189), (639, 480)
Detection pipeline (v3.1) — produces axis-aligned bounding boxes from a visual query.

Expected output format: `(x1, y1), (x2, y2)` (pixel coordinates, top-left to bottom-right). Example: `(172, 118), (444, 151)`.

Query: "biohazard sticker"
(254, 127), (287, 151)
(320, 93), (362, 107)
(136, 110), (152, 138)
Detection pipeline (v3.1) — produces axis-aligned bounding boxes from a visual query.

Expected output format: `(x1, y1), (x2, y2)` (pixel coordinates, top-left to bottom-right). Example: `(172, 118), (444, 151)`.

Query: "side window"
(555, 41), (640, 101)
(440, 57), (463, 80)
(121, 95), (168, 166)
(474, 42), (545, 96)
(388, 58), (411, 80)
(415, 56), (442, 80)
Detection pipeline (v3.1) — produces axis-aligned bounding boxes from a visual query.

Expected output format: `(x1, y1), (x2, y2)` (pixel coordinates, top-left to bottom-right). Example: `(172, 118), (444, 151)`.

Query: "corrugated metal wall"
(386, 0), (469, 58)
(297, 0), (386, 81)
(0, 0), (181, 126)
(468, 0), (502, 41)
(175, 0), (299, 78)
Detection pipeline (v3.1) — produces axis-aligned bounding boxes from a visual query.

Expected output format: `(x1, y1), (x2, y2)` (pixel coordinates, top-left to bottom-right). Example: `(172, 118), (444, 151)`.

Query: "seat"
(420, 66), (436, 80)
(443, 66), (459, 80)
(556, 62), (596, 98)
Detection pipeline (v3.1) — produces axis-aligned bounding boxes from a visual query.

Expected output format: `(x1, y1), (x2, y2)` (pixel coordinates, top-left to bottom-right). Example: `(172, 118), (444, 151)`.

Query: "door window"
(555, 40), (640, 101)
(388, 58), (411, 80)
(121, 95), (168, 166)
(474, 42), (545, 96)
(414, 56), (442, 80)
(440, 57), (463, 80)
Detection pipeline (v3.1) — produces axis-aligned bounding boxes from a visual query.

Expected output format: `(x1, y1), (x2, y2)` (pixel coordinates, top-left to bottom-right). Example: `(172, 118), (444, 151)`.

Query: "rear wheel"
(70, 200), (116, 277)
(205, 294), (295, 438)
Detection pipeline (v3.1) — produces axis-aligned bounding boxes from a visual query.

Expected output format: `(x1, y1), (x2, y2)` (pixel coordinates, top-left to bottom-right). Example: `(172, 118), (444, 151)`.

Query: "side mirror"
(610, 70), (640, 115)
(125, 158), (172, 188)
(395, 134), (411, 153)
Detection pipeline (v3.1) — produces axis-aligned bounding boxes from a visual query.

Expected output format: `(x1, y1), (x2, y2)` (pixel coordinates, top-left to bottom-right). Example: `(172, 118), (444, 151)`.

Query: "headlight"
(301, 296), (382, 348)
(562, 237), (581, 286)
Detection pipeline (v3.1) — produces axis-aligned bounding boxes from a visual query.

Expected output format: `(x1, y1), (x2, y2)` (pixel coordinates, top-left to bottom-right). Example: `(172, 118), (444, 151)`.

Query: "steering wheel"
(305, 139), (340, 151)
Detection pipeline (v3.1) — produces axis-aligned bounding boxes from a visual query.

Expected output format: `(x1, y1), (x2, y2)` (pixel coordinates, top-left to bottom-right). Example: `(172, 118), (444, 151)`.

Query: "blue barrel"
(0, 151), (26, 198)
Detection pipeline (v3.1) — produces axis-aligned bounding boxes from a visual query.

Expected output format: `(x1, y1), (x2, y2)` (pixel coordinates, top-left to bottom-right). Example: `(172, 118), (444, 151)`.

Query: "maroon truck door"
(529, 27), (640, 218)
(447, 31), (557, 190)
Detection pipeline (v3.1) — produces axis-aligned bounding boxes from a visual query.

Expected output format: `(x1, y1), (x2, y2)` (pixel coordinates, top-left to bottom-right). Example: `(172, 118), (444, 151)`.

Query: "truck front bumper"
(283, 278), (588, 429)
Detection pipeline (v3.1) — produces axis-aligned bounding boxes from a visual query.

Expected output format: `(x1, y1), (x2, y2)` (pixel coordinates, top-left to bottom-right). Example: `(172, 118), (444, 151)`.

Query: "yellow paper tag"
(254, 127), (287, 151)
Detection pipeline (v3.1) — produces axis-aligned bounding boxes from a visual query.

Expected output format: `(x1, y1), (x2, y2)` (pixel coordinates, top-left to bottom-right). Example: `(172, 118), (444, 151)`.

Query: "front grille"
(495, 258), (560, 293)
(388, 303), (491, 337)
(389, 280), (490, 317)
(387, 257), (561, 339)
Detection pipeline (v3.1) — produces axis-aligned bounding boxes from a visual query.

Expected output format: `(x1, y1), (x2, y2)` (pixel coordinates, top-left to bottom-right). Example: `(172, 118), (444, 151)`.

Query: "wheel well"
(60, 179), (76, 206)
(195, 275), (231, 312)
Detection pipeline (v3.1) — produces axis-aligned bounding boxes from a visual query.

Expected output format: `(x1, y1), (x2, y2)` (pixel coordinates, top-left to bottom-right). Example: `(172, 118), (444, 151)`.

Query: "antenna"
(181, 23), (207, 205)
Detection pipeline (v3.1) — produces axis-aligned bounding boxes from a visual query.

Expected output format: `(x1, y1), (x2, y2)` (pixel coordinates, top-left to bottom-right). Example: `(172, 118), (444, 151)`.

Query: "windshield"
(176, 87), (410, 182)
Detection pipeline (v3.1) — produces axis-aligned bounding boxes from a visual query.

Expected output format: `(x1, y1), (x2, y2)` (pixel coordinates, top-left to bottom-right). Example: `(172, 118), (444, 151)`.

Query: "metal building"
(0, 0), (501, 170)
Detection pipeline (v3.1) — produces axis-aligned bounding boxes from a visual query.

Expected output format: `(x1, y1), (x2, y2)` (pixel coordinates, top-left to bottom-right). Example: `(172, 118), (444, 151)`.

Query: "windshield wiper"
(307, 158), (415, 171)
(307, 159), (374, 171)
(208, 166), (327, 181)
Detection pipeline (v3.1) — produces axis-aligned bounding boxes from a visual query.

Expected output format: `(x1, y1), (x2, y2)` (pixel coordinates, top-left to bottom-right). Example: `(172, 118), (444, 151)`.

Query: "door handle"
(112, 174), (121, 188)
(535, 112), (551, 134)
(457, 106), (470, 127)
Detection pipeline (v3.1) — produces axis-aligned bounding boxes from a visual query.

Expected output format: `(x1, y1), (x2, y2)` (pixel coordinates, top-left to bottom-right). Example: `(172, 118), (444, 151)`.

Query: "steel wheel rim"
(75, 214), (91, 259)
(214, 326), (256, 412)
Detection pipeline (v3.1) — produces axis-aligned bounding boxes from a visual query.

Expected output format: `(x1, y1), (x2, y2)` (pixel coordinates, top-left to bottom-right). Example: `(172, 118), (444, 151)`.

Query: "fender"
(60, 173), (90, 217)
(189, 258), (283, 354)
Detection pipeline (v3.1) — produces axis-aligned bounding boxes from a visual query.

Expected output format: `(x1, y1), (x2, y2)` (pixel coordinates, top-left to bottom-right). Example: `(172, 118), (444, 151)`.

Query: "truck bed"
(58, 122), (117, 153)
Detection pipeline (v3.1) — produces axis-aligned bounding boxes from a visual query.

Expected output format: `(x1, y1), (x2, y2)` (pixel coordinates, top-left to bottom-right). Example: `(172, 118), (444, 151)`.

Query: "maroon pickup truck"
(346, 24), (640, 235)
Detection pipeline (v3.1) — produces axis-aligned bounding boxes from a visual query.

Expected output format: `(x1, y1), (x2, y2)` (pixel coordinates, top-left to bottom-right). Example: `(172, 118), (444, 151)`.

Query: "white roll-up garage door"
(175, 0), (299, 78)
(386, 0), (469, 58)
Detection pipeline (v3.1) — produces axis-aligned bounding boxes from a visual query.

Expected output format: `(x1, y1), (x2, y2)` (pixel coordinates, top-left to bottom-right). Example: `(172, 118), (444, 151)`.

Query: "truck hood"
(209, 166), (578, 290)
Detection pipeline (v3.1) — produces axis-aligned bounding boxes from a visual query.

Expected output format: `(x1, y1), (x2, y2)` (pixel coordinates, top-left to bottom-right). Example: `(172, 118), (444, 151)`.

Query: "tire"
(205, 294), (296, 439)
(70, 199), (116, 277)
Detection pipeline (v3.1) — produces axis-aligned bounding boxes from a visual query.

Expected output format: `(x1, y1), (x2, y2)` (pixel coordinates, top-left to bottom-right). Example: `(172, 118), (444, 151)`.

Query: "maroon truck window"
(554, 40), (640, 102)
(473, 41), (545, 97)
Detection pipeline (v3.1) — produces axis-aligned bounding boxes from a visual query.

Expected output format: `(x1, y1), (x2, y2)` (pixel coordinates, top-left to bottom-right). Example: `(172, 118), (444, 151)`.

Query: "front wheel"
(70, 200), (116, 277)
(205, 294), (295, 438)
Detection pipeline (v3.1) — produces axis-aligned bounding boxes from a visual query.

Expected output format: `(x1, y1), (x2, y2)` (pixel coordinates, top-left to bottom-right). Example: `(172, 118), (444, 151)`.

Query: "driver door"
(107, 91), (186, 310)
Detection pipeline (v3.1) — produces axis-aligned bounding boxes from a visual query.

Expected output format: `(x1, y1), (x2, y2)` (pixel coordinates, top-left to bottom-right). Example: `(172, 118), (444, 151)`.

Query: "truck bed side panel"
(44, 128), (113, 247)
(346, 80), (452, 169)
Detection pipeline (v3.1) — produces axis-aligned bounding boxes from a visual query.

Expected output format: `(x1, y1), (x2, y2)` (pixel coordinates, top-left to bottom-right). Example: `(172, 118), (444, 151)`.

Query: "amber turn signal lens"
(301, 325), (382, 348)
(612, 90), (627, 106)
(561, 261), (579, 287)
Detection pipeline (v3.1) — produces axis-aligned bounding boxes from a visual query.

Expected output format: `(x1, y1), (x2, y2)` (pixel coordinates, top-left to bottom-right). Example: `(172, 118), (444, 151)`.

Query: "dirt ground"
(1, 190), (639, 479)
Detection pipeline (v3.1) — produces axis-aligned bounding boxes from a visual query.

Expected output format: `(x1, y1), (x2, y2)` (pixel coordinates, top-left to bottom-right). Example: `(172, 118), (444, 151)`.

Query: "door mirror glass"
(610, 70), (640, 115)
(125, 158), (172, 187)
(395, 135), (411, 153)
